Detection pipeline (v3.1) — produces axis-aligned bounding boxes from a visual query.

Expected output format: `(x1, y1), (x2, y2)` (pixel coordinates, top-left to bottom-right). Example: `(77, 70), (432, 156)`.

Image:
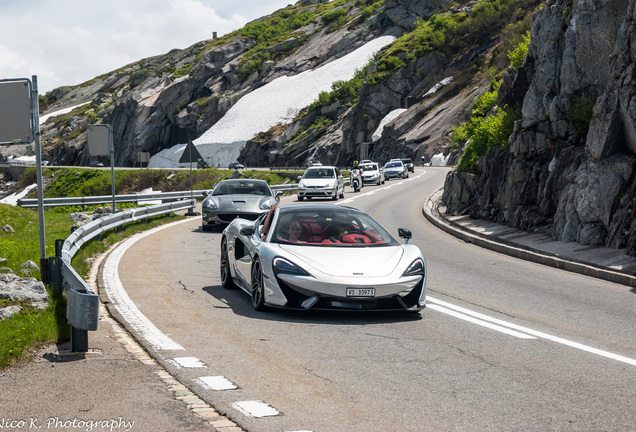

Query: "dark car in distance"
(228, 162), (245, 170)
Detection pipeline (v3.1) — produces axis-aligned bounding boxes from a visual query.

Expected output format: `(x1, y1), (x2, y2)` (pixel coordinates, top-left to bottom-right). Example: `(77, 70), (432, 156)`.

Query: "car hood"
(214, 195), (270, 208)
(279, 245), (404, 277)
(301, 179), (336, 187)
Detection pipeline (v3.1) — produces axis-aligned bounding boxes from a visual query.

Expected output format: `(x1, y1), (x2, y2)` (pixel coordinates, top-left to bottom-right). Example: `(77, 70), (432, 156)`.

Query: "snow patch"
(0, 183), (37, 206)
(372, 108), (407, 142)
(430, 153), (450, 166)
(40, 102), (90, 124)
(149, 36), (397, 169)
(423, 77), (453, 98)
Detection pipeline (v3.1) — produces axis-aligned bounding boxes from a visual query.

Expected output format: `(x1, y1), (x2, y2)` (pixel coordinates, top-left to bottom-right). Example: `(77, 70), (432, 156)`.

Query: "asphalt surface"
(2, 192), (636, 432)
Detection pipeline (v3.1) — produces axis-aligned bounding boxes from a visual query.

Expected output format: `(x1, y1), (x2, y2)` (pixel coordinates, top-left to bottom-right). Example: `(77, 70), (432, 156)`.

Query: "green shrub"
(508, 31), (530, 70)
(172, 64), (192, 78)
(455, 106), (520, 172)
(322, 8), (347, 23)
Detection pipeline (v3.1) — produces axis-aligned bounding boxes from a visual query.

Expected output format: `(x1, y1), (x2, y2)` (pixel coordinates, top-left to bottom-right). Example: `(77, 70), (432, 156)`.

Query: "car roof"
(217, 178), (267, 185)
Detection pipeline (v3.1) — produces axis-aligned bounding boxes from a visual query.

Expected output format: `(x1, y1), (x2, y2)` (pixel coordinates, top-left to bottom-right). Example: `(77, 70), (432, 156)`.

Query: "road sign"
(179, 141), (203, 163)
(87, 124), (111, 156)
(0, 79), (33, 145)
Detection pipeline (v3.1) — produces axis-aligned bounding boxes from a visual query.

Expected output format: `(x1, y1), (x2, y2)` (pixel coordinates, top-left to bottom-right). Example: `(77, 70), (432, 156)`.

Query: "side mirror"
(398, 227), (412, 244)
(240, 226), (256, 236)
(275, 191), (282, 200)
(297, 175), (302, 181)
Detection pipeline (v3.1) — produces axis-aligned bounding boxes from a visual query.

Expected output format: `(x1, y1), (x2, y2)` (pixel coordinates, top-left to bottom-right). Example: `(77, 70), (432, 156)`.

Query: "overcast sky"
(0, 0), (294, 94)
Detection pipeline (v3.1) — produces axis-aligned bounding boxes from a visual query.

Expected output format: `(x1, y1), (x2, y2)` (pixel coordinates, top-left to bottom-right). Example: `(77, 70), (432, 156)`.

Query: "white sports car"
(220, 204), (427, 312)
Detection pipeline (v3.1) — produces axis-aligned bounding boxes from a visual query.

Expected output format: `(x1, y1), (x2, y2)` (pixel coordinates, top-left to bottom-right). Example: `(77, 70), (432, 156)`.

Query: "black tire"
(202, 224), (212, 232)
(251, 258), (267, 311)
(298, 195), (304, 201)
(220, 237), (237, 289)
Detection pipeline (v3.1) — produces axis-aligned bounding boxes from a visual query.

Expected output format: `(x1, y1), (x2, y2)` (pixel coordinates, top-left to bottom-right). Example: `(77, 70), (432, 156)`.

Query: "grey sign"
(0, 79), (33, 145)
(87, 124), (110, 156)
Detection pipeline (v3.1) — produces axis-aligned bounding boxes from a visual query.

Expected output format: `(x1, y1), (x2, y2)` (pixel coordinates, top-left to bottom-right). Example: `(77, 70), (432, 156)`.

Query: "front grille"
(218, 213), (260, 223)
(275, 277), (424, 311)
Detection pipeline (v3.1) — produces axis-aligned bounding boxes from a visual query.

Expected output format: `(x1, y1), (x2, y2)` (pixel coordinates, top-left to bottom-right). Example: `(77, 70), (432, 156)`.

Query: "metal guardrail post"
(48, 256), (63, 293)
(71, 326), (89, 352)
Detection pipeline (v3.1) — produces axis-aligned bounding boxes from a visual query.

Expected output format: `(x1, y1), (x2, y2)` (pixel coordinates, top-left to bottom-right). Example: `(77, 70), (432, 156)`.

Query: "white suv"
(297, 166), (345, 201)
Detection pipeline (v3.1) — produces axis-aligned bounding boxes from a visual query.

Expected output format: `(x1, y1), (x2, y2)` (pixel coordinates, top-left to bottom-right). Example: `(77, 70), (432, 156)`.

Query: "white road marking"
(171, 357), (207, 368)
(232, 400), (280, 418)
(339, 172), (426, 204)
(199, 376), (238, 391)
(427, 303), (537, 339)
(101, 218), (193, 351)
(428, 297), (636, 367)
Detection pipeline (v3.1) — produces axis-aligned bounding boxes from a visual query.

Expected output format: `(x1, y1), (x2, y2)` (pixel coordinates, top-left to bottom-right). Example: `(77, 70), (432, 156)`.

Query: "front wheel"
(251, 258), (267, 311)
(220, 237), (237, 289)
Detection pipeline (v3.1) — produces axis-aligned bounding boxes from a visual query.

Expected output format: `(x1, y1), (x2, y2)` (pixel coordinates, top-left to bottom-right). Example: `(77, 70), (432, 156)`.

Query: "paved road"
(108, 167), (636, 431)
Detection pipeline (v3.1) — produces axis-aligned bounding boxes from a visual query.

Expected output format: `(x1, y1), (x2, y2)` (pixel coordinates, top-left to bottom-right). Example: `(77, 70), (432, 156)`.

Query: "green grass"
(0, 288), (68, 369)
(0, 200), (188, 370)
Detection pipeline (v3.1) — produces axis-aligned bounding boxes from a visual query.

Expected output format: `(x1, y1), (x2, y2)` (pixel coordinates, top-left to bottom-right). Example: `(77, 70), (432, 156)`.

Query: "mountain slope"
(6, 0), (537, 171)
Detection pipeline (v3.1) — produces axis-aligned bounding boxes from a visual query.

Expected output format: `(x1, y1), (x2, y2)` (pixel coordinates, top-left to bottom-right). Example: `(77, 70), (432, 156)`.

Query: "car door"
(232, 219), (264, 288)
(335, 168), (344, 194)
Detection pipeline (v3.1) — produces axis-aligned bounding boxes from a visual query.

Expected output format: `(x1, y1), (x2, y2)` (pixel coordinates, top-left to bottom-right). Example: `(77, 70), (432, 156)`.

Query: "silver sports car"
(220, 204), (427, 312)
(202, 179), (281, 231)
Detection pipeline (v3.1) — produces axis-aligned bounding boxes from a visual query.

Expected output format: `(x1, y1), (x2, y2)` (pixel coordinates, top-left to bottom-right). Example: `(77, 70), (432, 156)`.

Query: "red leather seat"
(341, 233), (372, 244)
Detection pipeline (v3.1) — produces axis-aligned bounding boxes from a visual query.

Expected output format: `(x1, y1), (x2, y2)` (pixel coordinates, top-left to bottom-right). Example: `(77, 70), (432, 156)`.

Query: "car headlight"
(402, 258), (425, 277)
(299, 180), (306, 188)
(202, 198), (219, 210)
(273, 257), (310, 276)
(259, 199), (274, 210)
(326, 180), (335, 188)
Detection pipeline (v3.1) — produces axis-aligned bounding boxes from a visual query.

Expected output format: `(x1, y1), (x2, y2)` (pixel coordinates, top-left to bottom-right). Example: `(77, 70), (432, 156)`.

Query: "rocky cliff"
(443, 0), (636, 253)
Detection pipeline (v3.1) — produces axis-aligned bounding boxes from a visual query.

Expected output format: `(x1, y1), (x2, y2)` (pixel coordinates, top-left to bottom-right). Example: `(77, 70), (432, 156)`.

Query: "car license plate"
(346, 288), (375, 297)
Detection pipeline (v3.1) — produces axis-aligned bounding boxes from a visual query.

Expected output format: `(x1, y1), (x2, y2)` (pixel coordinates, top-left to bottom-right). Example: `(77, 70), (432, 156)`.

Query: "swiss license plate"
(346, 288), (375, 297)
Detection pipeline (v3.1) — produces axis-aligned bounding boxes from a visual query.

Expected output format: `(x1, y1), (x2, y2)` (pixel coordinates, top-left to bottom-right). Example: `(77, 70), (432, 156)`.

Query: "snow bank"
(0, 183), (37, 206)
(372, 108), (407, 142)
(149, 36), (397, 169)
(40, 102), (90, 124)
(430, 153), (450, 166)
(424, 77), (453, 98)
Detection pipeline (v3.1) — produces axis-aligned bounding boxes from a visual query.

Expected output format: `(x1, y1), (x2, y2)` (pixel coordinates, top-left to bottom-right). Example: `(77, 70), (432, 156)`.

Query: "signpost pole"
(31, 76), (48, 283)
(109, 125), (115, 215)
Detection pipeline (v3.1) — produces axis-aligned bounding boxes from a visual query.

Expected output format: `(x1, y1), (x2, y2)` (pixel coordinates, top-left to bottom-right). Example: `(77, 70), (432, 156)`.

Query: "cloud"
(0, 0), (292, 94)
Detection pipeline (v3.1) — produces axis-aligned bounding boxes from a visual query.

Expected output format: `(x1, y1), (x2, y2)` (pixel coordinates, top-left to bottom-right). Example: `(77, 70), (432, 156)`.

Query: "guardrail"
(48, 199), (195, 351)
(17, 184), (300, 208)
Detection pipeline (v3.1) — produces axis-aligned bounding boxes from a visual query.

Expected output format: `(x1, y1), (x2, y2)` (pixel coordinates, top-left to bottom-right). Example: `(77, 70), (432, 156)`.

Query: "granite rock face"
(443, 0), (636, 252)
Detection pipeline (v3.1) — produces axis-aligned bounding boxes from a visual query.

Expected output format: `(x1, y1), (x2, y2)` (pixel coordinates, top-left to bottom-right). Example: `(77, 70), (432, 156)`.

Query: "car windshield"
(270, 207), (399, 247)
(304, 168), (334, 179)
(385, 162), (402, 168)
(213, 181), (271, 196)
(360, 164), (376, 171)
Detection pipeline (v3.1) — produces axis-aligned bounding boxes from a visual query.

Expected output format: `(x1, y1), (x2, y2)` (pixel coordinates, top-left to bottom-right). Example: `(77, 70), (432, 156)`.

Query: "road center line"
(428, 297), (636, 366)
